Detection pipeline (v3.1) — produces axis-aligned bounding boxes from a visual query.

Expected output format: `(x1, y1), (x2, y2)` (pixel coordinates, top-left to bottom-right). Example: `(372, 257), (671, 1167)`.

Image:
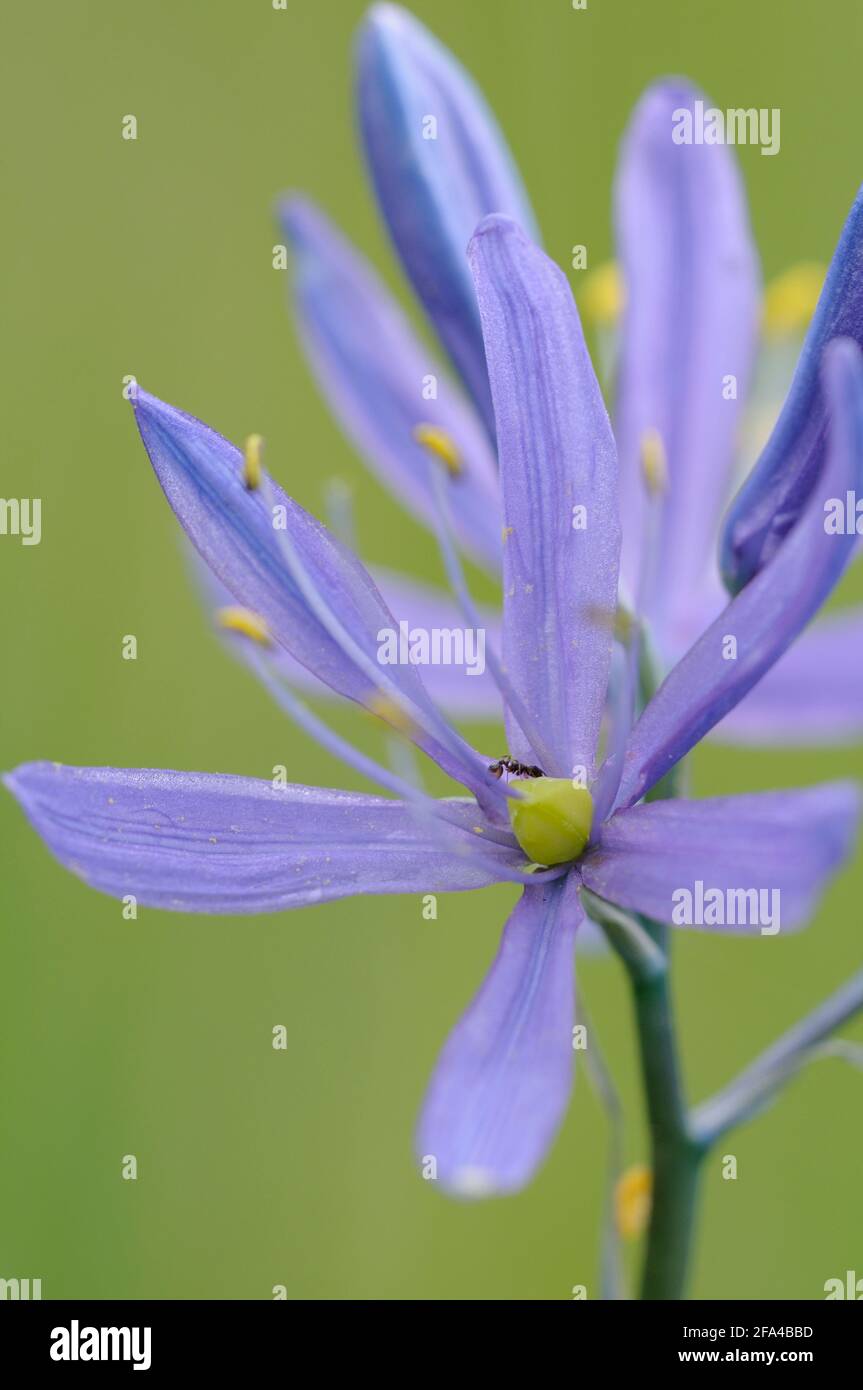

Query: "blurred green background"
(2, 0), (862, 1301)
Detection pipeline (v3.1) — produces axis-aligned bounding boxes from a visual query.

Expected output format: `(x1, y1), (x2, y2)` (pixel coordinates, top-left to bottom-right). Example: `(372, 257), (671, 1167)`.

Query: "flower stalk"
(626, 927), (706, 1300)
(602, 889), (863, 1299)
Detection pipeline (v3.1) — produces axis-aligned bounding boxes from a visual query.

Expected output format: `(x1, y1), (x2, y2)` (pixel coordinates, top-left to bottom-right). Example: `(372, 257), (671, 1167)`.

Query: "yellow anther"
(615, 1164), (652, 1240)
(243, 433), (264, 490)
(640, 428), (668, 497)
(509, 778), (593, 867)
(367, 691), (415, 735)
(584, 602), (617, 636)
(614, 605), (638, 646)
(581, 260), (625, 327)
(413, 423), (462, 477)
(216, 606), (272, 647)
(763, 262), (825, 338)
(587, 603), (636, 643)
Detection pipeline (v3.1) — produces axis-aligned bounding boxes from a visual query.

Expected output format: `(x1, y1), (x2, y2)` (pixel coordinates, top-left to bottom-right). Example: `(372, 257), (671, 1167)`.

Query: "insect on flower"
(487, 756), (545, 780)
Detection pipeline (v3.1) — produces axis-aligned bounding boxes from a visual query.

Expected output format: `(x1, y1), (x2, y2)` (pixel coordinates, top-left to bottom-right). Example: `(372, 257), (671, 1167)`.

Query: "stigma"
(413, 423), (462, 477)
(508, 776), (594, 866)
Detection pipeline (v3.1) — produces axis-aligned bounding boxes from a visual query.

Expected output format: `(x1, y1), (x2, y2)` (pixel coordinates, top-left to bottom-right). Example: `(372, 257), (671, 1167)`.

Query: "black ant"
(488, 756), (545, 780)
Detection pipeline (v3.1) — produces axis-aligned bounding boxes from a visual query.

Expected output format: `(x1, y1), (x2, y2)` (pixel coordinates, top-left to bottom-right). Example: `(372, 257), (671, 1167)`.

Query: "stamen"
(413, 423), (462, 477)
(614, 1164), (652, 1240)
(592, 620), (657, 831)
(581, 260), (624, 328)
(593, 440), (666, 822)
(367, 690), (417, 736)
(424, 451), (560, 776)
(613, 604), (637, 646)
(245, 648), (567, 883)
(763, 262), (825, 338)
(584, 602), (631, 641)
(216, 605), (272, 647)
(247, 648), (475, 828)
(639, 428), (668, 497)
(243, 433), (264, 490)
(255, 473), (504, 818)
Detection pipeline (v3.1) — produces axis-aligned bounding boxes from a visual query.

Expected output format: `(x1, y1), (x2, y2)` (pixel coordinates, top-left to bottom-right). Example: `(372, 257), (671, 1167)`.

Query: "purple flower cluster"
(7, 5), (863, 1198)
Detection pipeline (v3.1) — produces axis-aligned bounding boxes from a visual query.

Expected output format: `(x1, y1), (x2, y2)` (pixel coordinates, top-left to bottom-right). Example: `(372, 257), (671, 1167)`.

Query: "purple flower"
(355, 2), (539, 434)
(614, 83), (863, 747)
(6, 217), (861, 1197)
(276, 8), (863, 748)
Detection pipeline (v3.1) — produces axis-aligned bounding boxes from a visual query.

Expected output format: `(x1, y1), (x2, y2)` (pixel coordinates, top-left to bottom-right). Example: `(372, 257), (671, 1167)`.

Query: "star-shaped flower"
(7, 215), (861, 1196)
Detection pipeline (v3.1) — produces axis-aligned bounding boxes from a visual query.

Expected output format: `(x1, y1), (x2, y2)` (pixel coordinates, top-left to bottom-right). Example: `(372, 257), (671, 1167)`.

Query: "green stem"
(581, 889), (665, 983)
(607, 643), (704, 1297)
(627, 929), (705, 1300)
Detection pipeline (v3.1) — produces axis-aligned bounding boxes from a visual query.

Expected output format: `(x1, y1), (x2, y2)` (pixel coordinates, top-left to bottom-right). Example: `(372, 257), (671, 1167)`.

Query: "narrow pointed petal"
(581, 784), (860, 933)
(469, 216), (621, 777)
(616, 338), (863, 808)
(614, 80), (760, 632)
(279, 197), (501, 570)
(5, 763), (523, 913)
(722, 186), (863, 591)
(417, 874), (582, 1196)
(713, 607), (863, 744)
(132, 388), (493, 801)
(356, 3), (538, 430)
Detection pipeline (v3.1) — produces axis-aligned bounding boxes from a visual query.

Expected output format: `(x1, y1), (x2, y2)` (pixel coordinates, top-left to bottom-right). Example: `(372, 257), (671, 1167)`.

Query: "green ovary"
(509, 778), (594, 867)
